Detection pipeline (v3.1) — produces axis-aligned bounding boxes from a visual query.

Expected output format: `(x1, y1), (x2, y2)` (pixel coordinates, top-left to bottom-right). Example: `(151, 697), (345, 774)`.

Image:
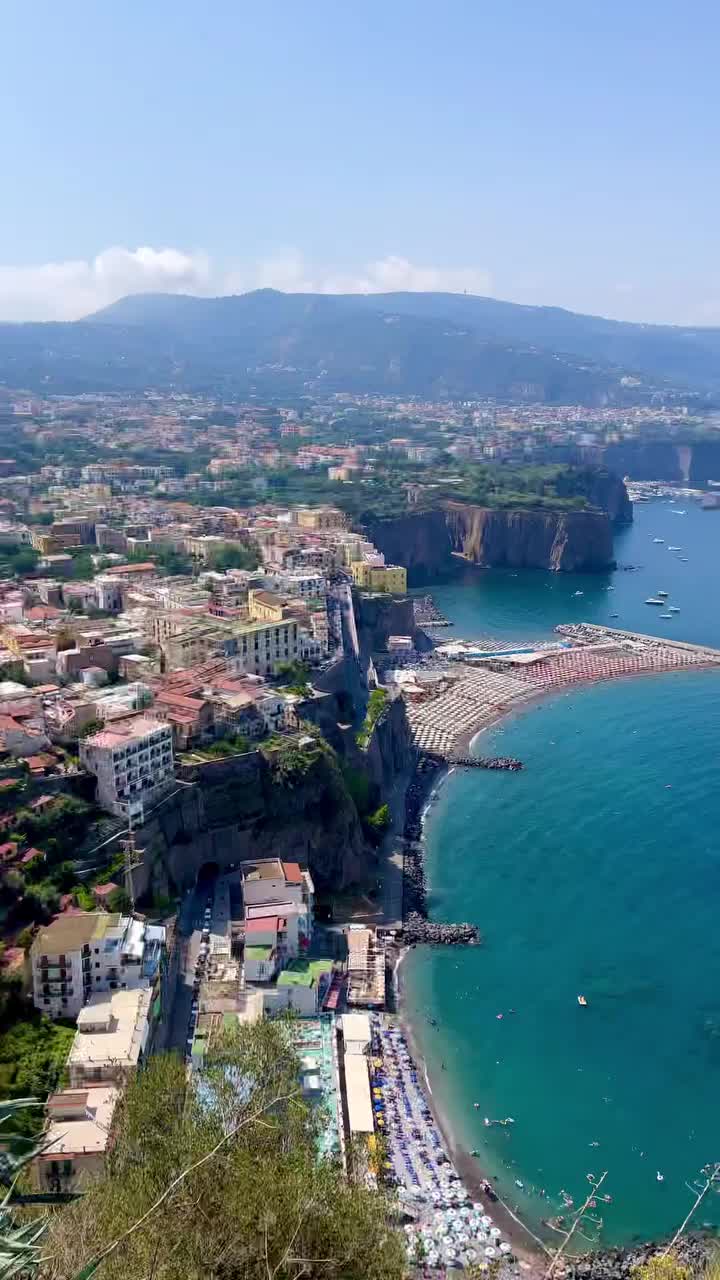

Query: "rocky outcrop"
(353, 593), (418, 652)
(130, 743), (371, 901)
(362, 695), (415, 792)
(564, 1235), (710, 1280)
(556, 466), (633, 524)
(368, 504), (615, 582)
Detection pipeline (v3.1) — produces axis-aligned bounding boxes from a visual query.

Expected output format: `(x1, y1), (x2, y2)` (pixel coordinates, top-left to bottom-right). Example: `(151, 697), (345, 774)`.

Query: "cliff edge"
(367, 503), (615, 582)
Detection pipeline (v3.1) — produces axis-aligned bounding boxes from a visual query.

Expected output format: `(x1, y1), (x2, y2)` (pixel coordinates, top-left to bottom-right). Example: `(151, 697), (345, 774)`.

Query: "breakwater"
(563, 1236), (710, 1280)
(400, 754), (479, 946)
(413, 593), (454, 628)
(452, 754), (523, 770)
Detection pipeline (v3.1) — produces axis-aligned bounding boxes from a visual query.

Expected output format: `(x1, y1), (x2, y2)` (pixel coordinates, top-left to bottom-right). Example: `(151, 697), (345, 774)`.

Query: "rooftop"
(41, 1086), (120, 1158)
(31, 913), (115, 956)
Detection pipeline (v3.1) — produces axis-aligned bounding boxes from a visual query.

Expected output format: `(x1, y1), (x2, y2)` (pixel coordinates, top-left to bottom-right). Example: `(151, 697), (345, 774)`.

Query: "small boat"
(671, 509), (686, 515)
(669, 605), (680, 612)
(653, 538), (665, 543)
(645, 597), (665, 605)
(657, 1171), (665, 1182)
(610, 613), (619, 618)
(659, 613), (673, 619)
(668, 546), (682, 552)
(573, 590), (584, 596)
(657, 590), (669, 596)
(578, 995), (588, 1006)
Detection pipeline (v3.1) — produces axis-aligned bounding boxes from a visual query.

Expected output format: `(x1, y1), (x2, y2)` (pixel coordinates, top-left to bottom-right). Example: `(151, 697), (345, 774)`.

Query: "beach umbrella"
(489, 1226), (501, 1238)
(499, 1242), (513, 1255)
(480, 1215), (493, 1228)
(485, 1246), (498, 1259)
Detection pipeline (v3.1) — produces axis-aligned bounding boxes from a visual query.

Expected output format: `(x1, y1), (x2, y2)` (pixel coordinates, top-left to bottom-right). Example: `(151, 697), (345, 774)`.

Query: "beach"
(393, 950), (548, 1273)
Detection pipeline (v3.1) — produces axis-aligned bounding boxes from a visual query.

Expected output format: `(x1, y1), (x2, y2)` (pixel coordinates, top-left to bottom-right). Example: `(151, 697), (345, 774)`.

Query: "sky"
(1, 0), (719, 325)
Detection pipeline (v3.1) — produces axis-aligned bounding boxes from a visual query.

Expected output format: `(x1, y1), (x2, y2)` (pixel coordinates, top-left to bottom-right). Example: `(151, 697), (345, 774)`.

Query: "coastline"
(393, 947), (548, 1269)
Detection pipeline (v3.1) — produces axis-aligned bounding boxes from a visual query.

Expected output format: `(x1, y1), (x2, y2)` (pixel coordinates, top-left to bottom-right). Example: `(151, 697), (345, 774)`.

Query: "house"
(30, 912), (165, 1019)
(66, 987), (154, 1087)
(35, 1086), (120, 1193)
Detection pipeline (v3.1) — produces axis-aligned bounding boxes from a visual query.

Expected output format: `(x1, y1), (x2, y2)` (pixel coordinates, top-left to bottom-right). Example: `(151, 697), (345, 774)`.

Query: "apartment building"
(79, 716), (174, 821)
(31, 913), (163, 1019)
(295, 506), (346, 531)
(230, 618), (299, 677)
(240, 858), (314, 954)
(36, 1086), (120, 1193)
(349, 562), (407, 593)
(66, 987), (154, 1087)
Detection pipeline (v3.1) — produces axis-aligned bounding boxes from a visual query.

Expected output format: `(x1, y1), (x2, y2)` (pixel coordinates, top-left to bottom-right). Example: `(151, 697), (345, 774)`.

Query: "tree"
(42, 1022), (404, 1280)
(207, 542), (259, 572)
(105, 887), (131, 913)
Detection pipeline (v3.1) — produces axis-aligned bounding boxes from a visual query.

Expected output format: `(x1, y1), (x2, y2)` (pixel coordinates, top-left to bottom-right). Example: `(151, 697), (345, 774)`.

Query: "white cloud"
(0, 246), (493, 322)
(0, 246), (212, 322)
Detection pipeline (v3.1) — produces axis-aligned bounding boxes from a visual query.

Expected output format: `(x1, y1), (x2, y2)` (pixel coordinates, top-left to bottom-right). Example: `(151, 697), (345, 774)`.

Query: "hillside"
(0, 288), (715, 401)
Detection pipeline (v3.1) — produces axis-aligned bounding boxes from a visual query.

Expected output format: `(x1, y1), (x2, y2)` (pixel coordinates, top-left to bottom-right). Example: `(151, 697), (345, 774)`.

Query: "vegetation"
(356, 689), (388, 749)
(198, 733), (252, 759)
(363, 803), (391, 846)
(0, 1014), (74, 1123)
(632, 1257), (691, 1280)
(41, 1020), (404, 1280)
(262, 729), (326, 787)
(206, 541), (260, 572)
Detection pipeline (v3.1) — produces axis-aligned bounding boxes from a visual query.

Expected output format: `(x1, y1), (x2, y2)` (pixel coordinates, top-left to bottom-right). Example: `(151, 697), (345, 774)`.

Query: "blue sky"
(0, 0), (717, 323)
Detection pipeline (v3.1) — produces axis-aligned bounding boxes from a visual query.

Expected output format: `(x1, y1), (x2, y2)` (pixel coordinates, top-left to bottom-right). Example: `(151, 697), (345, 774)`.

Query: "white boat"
(680, 557), (689, 562)
(656, 590), (669, 596)
(659, 613), (673, 618)
(645, 598), (665, 605)
(670, 509), (686, 515)
(653, 538), (665, 543)
(669, 605), (680, 612)
(668, 546), (682, 551)
(573, 590), (584, 596)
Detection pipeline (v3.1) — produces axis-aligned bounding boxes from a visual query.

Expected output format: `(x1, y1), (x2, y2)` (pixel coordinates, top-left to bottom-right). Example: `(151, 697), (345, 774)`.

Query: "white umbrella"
(485, 1246), (498, 1259)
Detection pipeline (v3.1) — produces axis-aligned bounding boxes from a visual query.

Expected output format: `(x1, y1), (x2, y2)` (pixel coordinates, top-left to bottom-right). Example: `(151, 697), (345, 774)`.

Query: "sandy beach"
(393, 951), (547, 1273)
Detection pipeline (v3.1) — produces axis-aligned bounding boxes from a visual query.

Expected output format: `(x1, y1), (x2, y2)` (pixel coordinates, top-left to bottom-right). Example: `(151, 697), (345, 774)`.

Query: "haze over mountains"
(1, 288), (719, 403)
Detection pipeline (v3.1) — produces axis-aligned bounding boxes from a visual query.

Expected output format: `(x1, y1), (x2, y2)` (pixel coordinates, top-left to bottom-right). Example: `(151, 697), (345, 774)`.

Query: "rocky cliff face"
(131, 743), (371, 900)
(368, 504), (615, 581)
(556, 467), (633, 524)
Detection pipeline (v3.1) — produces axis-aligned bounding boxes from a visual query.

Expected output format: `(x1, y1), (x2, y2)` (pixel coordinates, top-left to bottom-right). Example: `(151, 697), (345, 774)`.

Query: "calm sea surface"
(402, 500), (720, 1245)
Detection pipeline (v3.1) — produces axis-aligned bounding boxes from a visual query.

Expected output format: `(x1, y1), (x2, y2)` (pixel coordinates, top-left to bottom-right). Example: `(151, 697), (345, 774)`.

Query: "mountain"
(0, 288), (717, 402)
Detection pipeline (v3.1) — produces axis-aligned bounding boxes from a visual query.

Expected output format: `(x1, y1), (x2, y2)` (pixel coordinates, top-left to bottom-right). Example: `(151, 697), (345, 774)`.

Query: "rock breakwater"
(563, 1235), (710, 1280)
(400, 754), (479, 946)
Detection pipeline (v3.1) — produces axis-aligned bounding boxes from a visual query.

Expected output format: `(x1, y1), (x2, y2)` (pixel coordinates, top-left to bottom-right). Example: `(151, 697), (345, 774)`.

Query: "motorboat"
(653, 538), (665, 543)
(578, 995), (588, 1006)
(645, 597), (665, 605)
(670, 509), (686, 515)
(668, 546), (682, 551)
(669, 605), (680, 612)
(610, 613), (619, 618)
(573, 590), (584, 596)
(659, 613), (673, 619)
(657, 590), (669, 596)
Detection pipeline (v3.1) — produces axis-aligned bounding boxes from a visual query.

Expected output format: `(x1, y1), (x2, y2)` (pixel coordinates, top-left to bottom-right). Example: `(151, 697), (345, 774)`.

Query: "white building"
(79, 715), (174, 821)
(240, 858), (314, 944)
(37, 1086), (120, 1192)
(31, 913), (164, 1020)
(67, 987), (154, 1087)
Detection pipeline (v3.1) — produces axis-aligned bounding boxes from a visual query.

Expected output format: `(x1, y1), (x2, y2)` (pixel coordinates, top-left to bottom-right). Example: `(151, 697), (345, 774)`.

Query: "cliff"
(367, 504), (615, 581)
(555, 466), (633, 525)
(603, 439), (720, 484)
(130, 740), (371, 901)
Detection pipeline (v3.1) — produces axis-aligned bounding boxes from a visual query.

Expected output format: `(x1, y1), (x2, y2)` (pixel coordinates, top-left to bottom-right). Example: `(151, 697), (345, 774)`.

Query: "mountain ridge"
(0, 288), (717, 402)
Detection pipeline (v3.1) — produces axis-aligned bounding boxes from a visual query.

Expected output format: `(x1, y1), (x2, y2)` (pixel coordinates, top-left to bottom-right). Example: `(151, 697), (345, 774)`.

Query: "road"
(166, 883), (207, 1055)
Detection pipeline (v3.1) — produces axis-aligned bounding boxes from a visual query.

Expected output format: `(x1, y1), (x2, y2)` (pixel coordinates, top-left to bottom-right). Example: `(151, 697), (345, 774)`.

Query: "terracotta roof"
(282, 861), (303, 885)
(245, 916), (278, 935)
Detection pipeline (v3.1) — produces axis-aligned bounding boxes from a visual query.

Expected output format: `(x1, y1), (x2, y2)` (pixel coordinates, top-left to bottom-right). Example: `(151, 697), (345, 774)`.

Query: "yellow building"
(247, 589), (287, 623)
(350, 562), (407, 594)
(296, 506), (346, 531)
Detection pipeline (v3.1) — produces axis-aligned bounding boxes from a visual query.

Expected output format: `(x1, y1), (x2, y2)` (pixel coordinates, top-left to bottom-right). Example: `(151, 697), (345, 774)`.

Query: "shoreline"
(393, 948), (548, 1269)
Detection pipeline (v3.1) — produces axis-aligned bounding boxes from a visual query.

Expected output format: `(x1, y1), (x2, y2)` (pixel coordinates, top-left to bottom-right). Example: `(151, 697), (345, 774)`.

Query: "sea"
(402, 498), (720, 1247)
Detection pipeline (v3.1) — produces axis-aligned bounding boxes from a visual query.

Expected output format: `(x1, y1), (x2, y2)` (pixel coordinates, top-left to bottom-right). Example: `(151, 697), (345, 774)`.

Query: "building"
(31, 913), (163, 1019)
(240, 858), (314, 939)
(79, 716), (174, 821)
(36, 1086), (119, 1192)
(296, 507), (346, 531)
(349, 562), (407, 594)
(231, 618), (299, 677)
(66, 987), (154, 1087)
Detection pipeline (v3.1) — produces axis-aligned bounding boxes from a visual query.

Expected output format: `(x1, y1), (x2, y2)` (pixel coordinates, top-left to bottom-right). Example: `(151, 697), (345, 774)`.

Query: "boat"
(668, 546), (682, 552)
(573, 590), (584, 597)
(645, 598), (665, 605)
(670, 509), (686, 515)
(610, 613), (619, 618)
(669, 605), (680, 613)
(680, 557), (689, 562)
(659, 613), (673, 619)
(657, 590), (669, 596)
(578, 995), (588, 1007)
(653, 538), (665, 543)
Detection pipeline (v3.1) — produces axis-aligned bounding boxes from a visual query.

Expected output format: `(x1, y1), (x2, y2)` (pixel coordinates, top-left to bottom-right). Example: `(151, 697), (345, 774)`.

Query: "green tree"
(105, 887), (131, 913)
(42, 1022), (404, 1280)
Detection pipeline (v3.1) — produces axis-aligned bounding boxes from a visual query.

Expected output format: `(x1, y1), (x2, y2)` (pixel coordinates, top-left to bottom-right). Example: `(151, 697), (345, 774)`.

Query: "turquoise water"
(403, 501), (720, 1245)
